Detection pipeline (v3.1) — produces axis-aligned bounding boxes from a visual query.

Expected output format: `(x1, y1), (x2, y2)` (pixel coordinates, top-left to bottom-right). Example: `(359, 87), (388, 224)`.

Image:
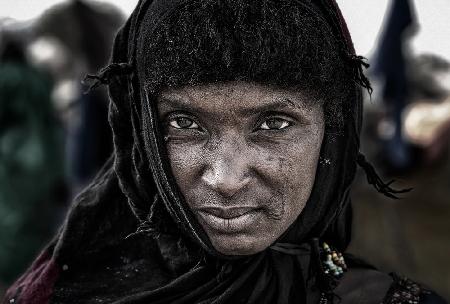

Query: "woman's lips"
(196, 207), (261, 233)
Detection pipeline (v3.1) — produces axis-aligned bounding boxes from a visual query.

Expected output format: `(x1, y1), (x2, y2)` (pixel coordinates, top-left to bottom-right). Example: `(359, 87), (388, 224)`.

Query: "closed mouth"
(196, 206), (259, 219)
(195, 207), (262, 233)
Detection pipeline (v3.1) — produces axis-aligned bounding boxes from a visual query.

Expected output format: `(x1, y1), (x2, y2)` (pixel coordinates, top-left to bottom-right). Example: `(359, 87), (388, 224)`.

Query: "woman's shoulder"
(335, 267), (447, 304)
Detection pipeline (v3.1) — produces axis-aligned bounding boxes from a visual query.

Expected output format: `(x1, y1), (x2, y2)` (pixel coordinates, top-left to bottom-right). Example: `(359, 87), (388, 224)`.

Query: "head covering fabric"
(110, 0), (363, 255)
(107, 0), (363, 301)
(5, 1), (373, 303)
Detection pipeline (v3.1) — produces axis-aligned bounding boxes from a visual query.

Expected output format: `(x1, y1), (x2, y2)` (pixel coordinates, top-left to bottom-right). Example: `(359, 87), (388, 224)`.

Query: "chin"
(209, 233), (270, 256)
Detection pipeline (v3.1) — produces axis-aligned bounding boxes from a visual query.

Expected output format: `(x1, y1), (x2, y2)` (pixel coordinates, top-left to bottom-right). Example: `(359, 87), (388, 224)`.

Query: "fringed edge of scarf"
(357, 152), (413, 199)
(346, 54), (373, 97)
(82, 62), (133, 92)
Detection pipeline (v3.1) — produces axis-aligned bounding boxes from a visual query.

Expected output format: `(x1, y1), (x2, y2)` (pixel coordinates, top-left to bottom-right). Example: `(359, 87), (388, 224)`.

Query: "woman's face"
(158, 82), (324, 255)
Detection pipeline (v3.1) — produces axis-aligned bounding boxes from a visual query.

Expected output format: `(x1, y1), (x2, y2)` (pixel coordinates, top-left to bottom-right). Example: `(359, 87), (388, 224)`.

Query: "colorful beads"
(322, 242), (347, 278)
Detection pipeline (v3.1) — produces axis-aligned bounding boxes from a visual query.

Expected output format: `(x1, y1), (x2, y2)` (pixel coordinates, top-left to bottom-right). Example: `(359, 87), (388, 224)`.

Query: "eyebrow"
(239, 98), (303, 116)
(158, 96), (311, 116)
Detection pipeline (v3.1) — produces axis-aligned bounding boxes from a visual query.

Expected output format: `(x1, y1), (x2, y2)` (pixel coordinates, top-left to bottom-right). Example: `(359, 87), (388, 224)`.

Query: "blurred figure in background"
(350, 1), (450, 300)
(403, 54), (450, 165)
(370, 0), (450, 172)
(0, 0), (124, 291)
(0, 35), (65, 287)
(372, 0), (417, 173)
(30, 0), (124, 195)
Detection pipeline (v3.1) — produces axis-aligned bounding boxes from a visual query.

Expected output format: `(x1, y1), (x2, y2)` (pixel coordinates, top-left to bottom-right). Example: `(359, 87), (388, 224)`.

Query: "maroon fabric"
(3, 248), (60, 304)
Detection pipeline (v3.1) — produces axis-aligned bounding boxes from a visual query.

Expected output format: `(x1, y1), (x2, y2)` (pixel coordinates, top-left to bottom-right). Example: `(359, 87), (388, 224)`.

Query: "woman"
(4, 0), (446, 303)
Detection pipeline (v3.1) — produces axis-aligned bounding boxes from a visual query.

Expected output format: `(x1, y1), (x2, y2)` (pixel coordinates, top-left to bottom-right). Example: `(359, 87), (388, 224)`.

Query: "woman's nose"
(201, 143), (252, 198)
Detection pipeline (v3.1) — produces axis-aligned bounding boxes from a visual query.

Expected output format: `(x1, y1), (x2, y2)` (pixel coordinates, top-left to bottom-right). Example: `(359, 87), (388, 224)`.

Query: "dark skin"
(157, 81), (324, 255)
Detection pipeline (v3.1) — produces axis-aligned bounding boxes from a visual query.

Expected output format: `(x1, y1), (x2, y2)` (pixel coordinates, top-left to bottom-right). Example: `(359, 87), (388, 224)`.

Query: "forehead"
(157, 81), (323, 114)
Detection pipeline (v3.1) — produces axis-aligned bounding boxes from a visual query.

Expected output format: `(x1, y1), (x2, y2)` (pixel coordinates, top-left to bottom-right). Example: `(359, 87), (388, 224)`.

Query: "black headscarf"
(108, 0), (364, 252)
(6, 1), (398, 303)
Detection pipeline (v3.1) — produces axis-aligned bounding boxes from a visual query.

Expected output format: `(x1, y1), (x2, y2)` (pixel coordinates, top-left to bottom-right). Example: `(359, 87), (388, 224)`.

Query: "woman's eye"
(169, 117), (200, 129)
(259, 118), (291, 130)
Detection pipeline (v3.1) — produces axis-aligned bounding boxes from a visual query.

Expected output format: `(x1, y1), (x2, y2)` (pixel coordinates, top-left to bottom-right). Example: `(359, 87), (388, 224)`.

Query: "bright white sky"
(1, 0), (450, 60)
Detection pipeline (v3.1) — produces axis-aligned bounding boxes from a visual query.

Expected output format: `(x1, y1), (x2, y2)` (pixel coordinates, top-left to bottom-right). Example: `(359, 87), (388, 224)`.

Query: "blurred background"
(0, 0), (449, 300)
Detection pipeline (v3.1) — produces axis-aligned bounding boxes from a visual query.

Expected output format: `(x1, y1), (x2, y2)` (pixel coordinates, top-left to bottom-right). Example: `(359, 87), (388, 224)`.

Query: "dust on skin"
(157, 81), (325, 255)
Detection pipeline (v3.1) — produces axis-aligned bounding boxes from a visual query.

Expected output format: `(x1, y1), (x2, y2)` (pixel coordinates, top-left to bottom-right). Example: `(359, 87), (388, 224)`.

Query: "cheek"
(266, 127), (324, 221)
(166, 143), (204, 192)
